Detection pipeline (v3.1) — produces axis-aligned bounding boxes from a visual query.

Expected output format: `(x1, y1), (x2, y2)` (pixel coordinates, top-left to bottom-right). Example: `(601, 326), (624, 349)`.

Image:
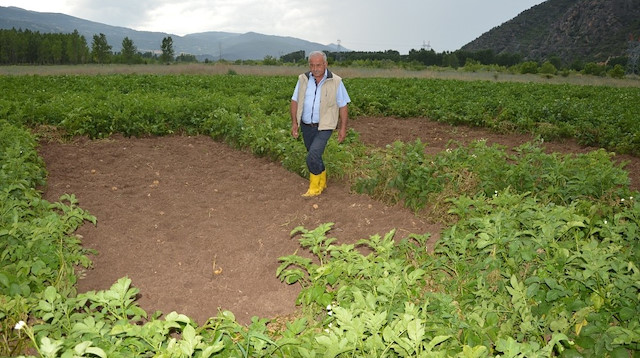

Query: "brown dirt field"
(38, 117), (640, 326)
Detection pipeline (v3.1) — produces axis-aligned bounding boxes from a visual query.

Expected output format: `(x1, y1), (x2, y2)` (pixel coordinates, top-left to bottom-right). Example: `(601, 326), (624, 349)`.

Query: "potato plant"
(1, 74), (639, 356)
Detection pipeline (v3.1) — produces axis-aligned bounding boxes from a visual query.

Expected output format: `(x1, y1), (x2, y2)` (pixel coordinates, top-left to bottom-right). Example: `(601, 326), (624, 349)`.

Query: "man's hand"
(338, 105), (349, 143)
(337, 127), (347, 143)
(290, 100), (299, 139)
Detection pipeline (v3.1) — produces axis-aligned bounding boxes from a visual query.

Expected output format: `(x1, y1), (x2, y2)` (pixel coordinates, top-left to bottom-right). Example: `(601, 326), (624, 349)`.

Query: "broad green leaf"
(407, 318), (425, 345)
(39, 337), (63, 357)
(476, 232), (492, 249)
(286, 317), (307, 335)
(333, 307), (353, 326)
(182, 324), (197, 342)
(85, 347), (108, 358)
(460, 344), (489, 358)
(201, 341), (225, 358)
(165, 311), (191, 324)
(425, 335), (451, 351)
(44, 285), (58, 302)
(74, 341), (107, 358)
(0, 273), (8, 288)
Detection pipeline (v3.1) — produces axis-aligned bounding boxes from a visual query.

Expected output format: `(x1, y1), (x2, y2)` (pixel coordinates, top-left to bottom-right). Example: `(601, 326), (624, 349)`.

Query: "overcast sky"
(1, 0), (547, 53)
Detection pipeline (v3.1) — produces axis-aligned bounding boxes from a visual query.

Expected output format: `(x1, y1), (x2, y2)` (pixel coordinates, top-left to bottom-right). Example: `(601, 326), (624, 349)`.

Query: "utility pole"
(626, 34), (640, 75)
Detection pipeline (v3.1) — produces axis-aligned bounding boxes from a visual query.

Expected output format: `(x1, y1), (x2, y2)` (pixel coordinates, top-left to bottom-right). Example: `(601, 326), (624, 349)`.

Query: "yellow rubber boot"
(302, 173), (322, 197)
(318, 170), (327, 193)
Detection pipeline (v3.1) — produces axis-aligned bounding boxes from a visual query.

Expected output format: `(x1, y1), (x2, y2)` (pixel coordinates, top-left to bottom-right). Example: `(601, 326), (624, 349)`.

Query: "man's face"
(309, 55), (327, 78)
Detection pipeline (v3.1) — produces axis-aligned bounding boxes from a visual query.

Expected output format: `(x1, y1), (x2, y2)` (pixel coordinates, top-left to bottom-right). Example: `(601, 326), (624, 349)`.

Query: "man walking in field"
(290, 51), (351, 197)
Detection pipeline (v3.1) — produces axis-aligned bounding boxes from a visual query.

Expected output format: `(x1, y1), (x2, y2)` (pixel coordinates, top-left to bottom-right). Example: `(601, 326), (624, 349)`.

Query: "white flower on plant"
(326, 304), (334, 316)
(604, 220), (608, 225)
(621, 198), (625, 202)
(14, 321), (26, 330)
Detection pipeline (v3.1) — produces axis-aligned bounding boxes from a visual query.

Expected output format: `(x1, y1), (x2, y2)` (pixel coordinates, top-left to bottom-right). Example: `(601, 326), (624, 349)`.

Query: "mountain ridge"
(0, 6), (342, 61)
(3, 1), (639, 64)
(462, 0), (640, 63)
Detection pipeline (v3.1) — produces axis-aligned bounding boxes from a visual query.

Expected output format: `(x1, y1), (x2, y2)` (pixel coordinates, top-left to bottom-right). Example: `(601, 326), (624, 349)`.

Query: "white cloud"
(0, 0), (73, 13)
(67, 0), (162, 30)
(0, 0), (546, 53)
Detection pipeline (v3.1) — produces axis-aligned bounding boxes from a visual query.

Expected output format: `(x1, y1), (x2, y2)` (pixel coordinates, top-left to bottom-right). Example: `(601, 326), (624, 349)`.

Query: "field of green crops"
(1, 73), (639, 357)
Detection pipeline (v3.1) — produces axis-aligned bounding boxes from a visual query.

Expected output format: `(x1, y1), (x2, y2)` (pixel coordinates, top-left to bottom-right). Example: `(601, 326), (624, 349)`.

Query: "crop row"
(347, 77), (640, 155)
(1, 74), (639, 155)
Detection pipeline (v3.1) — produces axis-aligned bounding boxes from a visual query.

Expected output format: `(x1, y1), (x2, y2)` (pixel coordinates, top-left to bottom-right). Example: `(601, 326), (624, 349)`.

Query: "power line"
(626, 35), (640, 75)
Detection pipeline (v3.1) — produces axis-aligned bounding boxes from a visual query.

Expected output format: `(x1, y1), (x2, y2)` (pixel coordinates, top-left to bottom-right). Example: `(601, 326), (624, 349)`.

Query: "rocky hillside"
(461, 0), (640, 63)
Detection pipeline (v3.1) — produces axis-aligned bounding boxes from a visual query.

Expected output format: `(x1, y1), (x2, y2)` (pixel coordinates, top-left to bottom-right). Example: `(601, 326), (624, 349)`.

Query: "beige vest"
(295, 70), (342, 131)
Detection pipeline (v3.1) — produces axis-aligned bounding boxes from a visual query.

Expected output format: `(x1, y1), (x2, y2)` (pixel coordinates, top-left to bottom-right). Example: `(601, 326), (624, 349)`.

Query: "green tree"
(442, 52), (460, 68)
(608, 64), (625, 79)
(408, 48), (441, 66)
(280, 50), (305, 63)
(520, 61), (539, 74)
(0, 28), (19, 64)
(121, 37), (137, 64)
(37, 35), (63, 64)
(262, 55), (277, 65)
(175, 53), (197, 62)
(569, 59), (584, 71)
(494, 52), (522, 67)
(539, 61), (558, 76)
(91, 33), (112, 64)
(547, 55), (563, 70)
(160, 36), (174, 63)
(23, 29), (38, 63)
(582, 62), (606, 76)
(49, 35), (63, 64)
(66, 30), (89, 64)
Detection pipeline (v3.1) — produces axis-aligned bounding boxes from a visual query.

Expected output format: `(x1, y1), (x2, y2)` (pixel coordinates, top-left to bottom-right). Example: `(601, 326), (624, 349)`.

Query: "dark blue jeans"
(300, 124), (332, 175)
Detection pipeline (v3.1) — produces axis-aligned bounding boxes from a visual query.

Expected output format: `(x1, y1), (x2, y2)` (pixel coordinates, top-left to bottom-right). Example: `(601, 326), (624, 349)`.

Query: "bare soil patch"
(38, 117), (639, 325)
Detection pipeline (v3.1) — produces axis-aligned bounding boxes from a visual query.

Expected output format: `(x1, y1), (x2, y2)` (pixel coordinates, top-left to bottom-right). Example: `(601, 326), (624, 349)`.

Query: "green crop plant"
(355, 138), (633, 219)
(1, 122), (96, 356)
(1, 73), (639, 356)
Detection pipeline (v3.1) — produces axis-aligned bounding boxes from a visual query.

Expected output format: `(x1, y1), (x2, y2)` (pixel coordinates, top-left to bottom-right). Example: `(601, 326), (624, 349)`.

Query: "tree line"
(319, 48), (629, 73)
(0, 27), (633, 77)
(278, 48), (631, 78)
(0, 28), (183, 65)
